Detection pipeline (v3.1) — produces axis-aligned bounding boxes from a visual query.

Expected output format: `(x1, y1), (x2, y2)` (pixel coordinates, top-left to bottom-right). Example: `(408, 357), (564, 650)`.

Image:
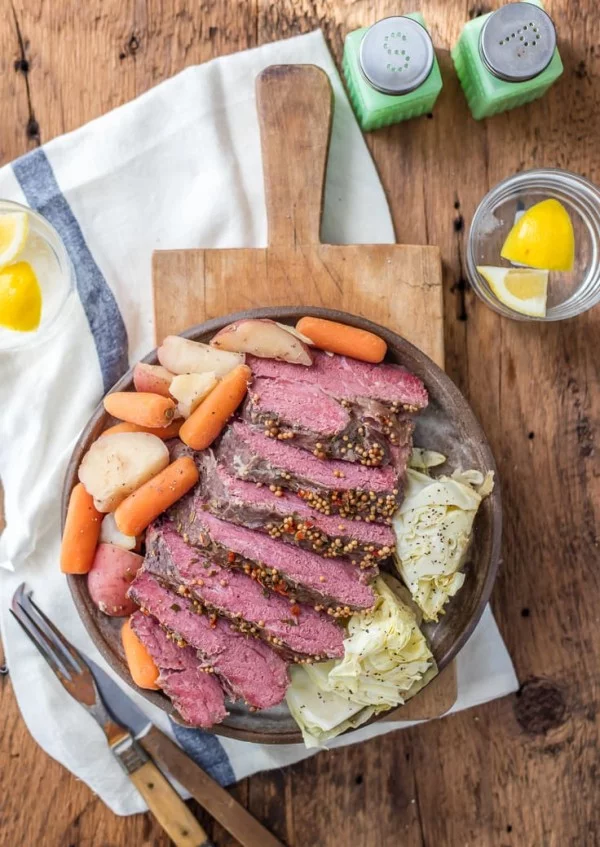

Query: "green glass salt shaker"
(342, 14), (443, 132)
(452, 1), (563, 120)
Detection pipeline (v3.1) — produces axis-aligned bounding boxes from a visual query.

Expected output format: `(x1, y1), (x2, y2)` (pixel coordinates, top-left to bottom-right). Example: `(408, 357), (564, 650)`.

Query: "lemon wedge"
(477, 266), (548, 318)
(501, 199), (574, 271)
(0, 261), (42, 332)
(0, 211), (29, 268)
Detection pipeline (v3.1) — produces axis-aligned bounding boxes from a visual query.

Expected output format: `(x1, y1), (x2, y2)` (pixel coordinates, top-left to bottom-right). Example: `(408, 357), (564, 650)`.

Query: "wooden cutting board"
(152, 64), (455, 723)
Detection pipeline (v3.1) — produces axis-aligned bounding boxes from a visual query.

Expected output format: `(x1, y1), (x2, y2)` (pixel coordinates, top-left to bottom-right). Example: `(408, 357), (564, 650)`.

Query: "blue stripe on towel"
(171, 721), (236, 786)
(13, 148), (129, 392)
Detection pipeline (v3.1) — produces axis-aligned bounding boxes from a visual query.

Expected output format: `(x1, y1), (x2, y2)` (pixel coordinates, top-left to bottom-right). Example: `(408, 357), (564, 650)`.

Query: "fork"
(10, 583), (214, 847)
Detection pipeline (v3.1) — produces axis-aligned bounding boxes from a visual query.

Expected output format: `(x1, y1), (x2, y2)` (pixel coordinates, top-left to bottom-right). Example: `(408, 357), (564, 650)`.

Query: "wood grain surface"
(152, 60), (454, 728)
(0, 2), (599, 847)
(153, 64), (444, 368)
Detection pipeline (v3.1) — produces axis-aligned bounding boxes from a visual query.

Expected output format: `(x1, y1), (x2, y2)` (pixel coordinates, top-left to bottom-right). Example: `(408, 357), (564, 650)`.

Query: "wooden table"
(0, 2), (598, 845)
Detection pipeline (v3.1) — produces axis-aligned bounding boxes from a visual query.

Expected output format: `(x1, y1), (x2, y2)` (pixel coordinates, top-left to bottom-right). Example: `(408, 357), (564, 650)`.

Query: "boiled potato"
(210, 319), (313, 365)
(87, 543), (143, 616)
(133, 362), (174, 397)
(158, 335), (244, 378)
(169, 372), (218, 418)
(78, 432), (169, 512)
(99, 513), (137, 551)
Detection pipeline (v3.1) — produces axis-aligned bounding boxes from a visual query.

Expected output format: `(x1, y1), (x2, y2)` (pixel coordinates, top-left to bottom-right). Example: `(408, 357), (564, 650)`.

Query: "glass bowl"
(0, 199), (75, 352)
(467, 169), (600, 321)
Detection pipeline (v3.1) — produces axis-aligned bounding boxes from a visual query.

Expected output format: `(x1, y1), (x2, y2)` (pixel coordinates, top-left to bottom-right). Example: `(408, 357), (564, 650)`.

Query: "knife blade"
(85, 654), (152, 738)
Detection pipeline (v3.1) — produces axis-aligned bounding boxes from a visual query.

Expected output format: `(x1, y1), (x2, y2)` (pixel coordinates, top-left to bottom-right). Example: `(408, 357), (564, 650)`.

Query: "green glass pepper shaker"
(452, 1), (563, 120)
(342, 14), (443, 132)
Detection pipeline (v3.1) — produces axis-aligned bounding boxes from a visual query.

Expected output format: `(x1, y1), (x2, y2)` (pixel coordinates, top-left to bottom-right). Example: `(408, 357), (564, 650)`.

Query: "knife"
(87, 655), (284, 847)
(11, 584), (284, 847)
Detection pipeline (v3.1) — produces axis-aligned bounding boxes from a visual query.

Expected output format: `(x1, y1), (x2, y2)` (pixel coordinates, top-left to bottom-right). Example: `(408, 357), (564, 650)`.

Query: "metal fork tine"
(10, 582), (129, 738)
(22, 590), (88, 677)
(10, 588), (73, 680)
(10, 588), (74, 679)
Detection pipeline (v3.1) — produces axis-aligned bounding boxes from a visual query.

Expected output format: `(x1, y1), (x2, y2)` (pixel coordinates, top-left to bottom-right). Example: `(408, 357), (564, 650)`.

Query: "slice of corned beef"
(168, 493), (376, 614)
(144, 522), (345, 660)
(217, 420), (406, 523)
(128, 572), (288, 709)
(247, 350), (428, 411)
(130, 611), (227, 727)
(243, 376), (403, 467)
(192, 453), (395, 568)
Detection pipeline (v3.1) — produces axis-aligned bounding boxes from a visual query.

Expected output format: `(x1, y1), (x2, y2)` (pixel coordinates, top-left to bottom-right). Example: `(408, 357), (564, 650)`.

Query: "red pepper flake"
(290, 604), (300, 617)
(295, 531), (306, 541)
(227, 551), (236, 563)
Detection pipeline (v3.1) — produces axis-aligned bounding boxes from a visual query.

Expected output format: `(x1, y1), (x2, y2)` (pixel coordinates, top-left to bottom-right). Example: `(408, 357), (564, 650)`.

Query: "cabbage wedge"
(286, 575), (436, 747)
(394, 459), (493, 622)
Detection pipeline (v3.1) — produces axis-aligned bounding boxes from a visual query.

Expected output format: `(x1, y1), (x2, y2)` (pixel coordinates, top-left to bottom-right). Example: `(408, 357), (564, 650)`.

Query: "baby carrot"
(121, 617), (160, 690)
(296, 316), (387, 364)
(100, 419), (183, 440)
(179, 364), (251, 451)
(114, 456), (199, 536)
(60, 483), (103, 574)
(103, 392), (176, 428)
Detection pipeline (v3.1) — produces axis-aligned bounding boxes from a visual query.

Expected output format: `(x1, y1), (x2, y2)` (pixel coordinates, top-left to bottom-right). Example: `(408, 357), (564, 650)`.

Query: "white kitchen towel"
(0, 30), (518, 816)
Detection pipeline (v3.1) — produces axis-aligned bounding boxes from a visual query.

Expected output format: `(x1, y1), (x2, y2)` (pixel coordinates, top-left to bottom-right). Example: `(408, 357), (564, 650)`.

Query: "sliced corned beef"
(144, 522), (345, 660)
(247, 350), (428, 411)
(243, 376), (402, 467)
(168, 492), (376, 613)
(128, 571), (289, 709)
(217, 420), (406, 523)
(130, 611), (227, 727)
(193, 453), (395, 568)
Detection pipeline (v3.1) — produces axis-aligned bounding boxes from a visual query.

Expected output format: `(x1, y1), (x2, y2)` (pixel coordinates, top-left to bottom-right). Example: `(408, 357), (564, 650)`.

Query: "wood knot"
(26, 116), (40, 141)
(514, 677), (567, 735)
(120, 32), (141, 60)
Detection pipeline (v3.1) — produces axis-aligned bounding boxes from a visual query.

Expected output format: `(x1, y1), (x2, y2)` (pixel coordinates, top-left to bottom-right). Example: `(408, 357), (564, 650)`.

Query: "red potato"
(133, 362), (175, 397)
(210, 319), (313, 366)
(158, 335), (244, 378)
(99, 513), (137, 551)
(169, 372), (218, 418)
(78, 432), (170, 512)
(87, 543), (143, 616)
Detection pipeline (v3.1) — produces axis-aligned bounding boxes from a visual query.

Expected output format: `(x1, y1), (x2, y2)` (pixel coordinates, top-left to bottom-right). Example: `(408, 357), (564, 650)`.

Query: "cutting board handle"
(256, 65), (333, 247)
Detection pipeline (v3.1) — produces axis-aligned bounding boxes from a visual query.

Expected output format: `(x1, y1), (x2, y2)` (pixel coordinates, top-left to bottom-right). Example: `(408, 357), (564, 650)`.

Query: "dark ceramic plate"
(65, 307), (501, 744)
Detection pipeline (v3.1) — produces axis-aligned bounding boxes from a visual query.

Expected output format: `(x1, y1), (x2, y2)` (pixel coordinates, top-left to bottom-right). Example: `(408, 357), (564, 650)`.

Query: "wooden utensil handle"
(256, 64), (333, 248)
(129, 759), (214, 847)
(141, 727), (285, 847)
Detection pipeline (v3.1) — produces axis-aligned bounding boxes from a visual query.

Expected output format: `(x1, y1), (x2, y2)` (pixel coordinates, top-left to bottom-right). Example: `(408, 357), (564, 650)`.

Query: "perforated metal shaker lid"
(359, 16), (435, 95)
(479, 3), (557, 82)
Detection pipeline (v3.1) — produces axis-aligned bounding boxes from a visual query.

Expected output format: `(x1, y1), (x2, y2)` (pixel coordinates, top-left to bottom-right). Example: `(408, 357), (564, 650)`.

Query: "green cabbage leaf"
(286, 575), (435, 747)
(393, 461), (493, 622)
